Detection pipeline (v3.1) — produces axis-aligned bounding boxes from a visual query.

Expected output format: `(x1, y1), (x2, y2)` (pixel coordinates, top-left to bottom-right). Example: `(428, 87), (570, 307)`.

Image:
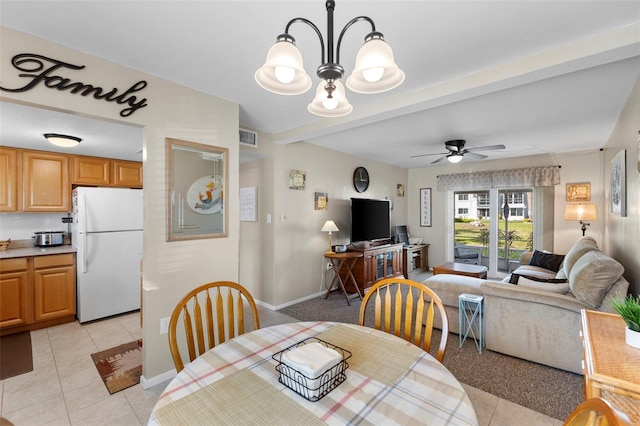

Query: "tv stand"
(342, 243), (404, 295)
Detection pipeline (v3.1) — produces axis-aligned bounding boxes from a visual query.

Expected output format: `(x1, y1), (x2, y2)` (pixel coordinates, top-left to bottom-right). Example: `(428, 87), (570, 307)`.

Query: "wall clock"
(353, 167), (370, 193)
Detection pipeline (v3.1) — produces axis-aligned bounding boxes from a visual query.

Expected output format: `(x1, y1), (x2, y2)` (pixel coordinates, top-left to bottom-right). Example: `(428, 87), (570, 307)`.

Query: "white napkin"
(282, 342), (341, 378)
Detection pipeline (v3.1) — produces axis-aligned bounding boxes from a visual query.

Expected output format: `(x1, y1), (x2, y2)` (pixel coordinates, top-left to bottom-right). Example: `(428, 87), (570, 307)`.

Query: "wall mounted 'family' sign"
(0, 53), (149, 117)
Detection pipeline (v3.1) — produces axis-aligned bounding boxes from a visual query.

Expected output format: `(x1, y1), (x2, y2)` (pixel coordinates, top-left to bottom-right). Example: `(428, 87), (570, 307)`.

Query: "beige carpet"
(91, 340), (142, 394)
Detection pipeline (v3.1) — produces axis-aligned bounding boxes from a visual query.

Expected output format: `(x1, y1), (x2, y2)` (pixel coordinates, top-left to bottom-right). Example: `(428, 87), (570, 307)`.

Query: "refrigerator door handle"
(80, 194), (88, 273)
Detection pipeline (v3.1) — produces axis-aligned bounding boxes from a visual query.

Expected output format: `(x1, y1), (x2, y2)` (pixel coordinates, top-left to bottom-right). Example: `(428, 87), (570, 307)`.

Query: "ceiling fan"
(411, 139), (506, 164)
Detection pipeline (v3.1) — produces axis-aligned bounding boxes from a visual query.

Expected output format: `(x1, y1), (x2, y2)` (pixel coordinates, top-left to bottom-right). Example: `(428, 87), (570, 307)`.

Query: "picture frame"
(314, 192), (328, 210)
(397, 184), (405, 197)
(610, 149), (626, 216)
(289, 169), (306, 190)
(566, 182), (591, 202)
(166, 138), (228, 241)
(240, 186), (257, 222)
(420, 188), (432, 227)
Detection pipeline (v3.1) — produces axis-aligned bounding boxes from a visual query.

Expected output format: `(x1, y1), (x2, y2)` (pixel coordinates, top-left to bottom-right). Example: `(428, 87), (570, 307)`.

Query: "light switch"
(281, 214), (286, 222)
(266, 214), (271, 223)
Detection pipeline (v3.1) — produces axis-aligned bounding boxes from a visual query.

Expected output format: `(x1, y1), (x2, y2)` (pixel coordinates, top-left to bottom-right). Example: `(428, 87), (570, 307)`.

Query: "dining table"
(148, 321), (479, 425)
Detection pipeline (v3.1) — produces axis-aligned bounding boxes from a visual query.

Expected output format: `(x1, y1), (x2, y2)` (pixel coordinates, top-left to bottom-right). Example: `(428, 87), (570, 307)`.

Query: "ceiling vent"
(239, 128), (258, 148)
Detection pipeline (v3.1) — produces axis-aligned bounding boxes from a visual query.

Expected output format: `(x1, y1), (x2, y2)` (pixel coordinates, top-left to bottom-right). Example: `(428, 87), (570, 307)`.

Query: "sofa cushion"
(529, 250), (565, 272)
(424, 274), (484, 307)
(563, 236), (598, 276)
(516, 276), (570, 294)
(569, 250), (624, 309)
(508, 273), (567, 285)
(509, 265), (557, 280)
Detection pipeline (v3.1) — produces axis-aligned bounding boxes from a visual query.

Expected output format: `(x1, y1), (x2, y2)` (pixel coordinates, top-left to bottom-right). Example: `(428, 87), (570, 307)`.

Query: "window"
(458, 194), (469, 201)
(458, 208), (469, 215)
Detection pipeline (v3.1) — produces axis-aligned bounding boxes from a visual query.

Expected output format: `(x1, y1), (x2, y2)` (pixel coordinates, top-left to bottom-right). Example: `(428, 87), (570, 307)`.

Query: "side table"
(459, 293), (485, 353)
(324, 252), (363, 306)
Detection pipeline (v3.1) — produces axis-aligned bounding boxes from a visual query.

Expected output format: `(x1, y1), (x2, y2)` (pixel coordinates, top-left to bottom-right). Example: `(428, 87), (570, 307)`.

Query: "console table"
(403, 244), (429, 273)
(342, 243), (404, 296)
(581, 309), (640, 423)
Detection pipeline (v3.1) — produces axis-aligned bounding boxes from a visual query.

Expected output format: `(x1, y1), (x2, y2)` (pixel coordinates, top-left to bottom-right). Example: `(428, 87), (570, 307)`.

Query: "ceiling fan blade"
(431, 155), (448, 164)
(410, 151), (448, 158)
(464, 152), (488, 160)
(465, 144), (506, 152)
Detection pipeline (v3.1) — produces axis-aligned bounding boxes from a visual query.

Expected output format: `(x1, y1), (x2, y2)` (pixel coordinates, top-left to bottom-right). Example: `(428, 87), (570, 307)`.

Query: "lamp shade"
(321, 220), (339, 233)
(255, 37), (312, 95)
(44, 133), (82, 147)
(307, 80), (353, 117)
(346, 35), (405, 94)
(564, 204), (597, 221)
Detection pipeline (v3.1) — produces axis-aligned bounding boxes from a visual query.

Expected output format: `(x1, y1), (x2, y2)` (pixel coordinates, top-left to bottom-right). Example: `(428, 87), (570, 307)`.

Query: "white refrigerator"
(72, 187), (143, 323)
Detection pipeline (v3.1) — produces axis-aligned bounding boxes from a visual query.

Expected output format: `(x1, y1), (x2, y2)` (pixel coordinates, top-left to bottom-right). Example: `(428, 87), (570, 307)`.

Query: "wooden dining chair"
(168, 281), (260, 372)
(563, 398), (633, 426)
(358, 277), (449, 362)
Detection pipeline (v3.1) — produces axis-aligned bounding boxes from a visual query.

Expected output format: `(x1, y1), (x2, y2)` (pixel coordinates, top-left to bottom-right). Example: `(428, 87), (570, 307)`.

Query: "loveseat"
(424, 236), (629, 374)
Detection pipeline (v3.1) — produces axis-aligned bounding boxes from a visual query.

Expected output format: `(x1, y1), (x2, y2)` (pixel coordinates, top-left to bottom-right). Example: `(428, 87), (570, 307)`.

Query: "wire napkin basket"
(272, 337), (352, 402)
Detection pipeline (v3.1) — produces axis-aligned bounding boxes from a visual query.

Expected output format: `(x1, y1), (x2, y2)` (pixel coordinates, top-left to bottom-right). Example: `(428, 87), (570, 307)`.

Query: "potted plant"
(612, 294), (640, 349)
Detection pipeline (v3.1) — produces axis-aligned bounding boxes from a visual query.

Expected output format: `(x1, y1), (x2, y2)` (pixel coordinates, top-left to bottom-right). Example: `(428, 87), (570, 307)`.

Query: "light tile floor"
(1, 307), (563, 426)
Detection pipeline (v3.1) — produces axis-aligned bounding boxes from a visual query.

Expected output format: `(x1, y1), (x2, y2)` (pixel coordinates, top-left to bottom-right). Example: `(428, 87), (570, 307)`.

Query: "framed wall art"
(289, 169), (306, 190)
(566, 182), (591, 202)
(240, 186), (257, 222)
(314, 192), (328, 210)
(166, 138), (228, 241)
(610, 149), (626, 216)
(420, 188), (432, 227)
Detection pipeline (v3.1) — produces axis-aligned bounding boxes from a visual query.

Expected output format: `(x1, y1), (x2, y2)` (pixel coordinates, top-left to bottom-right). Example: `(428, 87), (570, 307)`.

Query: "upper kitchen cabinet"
(72, 155), (142, 188)
(112, 160), (143, 188)
(22, 150), (71, 212)
(0, 147), (20, 212)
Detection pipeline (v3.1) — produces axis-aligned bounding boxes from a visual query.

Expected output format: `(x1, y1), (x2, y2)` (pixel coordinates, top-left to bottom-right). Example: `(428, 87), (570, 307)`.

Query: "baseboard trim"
(140, 368), (176, 389)
(272, 292), (324, 311)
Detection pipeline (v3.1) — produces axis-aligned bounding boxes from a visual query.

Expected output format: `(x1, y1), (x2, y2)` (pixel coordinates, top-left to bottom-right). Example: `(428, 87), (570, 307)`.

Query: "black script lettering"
(0, 53), (85, 93)
(1, 53), (149, 117)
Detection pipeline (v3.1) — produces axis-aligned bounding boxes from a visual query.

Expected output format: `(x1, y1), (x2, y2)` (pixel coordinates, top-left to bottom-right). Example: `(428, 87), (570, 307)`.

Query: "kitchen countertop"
(0, 245), (77, 259)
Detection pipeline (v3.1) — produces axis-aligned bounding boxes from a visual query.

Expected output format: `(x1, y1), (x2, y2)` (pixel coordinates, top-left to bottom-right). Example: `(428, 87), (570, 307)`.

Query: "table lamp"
(564, 204), (597, 236)
(321, 220), (339, 254)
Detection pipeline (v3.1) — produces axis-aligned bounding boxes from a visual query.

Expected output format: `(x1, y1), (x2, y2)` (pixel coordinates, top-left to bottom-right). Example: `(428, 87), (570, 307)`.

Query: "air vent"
(239, 128), (258, 147)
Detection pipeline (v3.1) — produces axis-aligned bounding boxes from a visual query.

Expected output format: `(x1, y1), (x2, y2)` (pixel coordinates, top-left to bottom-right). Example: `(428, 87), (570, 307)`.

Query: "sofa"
(424, 236), (629, 374)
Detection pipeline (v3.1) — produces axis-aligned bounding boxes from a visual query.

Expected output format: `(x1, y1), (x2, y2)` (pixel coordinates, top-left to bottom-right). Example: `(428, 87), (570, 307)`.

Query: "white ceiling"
(1, 1), (639, 167)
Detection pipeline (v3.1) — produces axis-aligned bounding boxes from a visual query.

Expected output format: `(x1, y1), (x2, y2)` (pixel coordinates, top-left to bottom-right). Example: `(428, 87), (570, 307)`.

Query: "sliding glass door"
(453, 188), (534, 275)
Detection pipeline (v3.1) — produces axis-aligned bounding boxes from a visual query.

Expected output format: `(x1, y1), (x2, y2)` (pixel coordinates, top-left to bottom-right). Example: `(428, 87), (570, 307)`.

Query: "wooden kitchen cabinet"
(0, 254), (76, 336)
(33, 254), (76, 322)
(0, 258), (30, 329)
(0, 147), (20, 212)
(72, 155), (110, 186)
(112, 160), (143, 188)
(72, 156), (142, 188)
(22, 150), (70, 212)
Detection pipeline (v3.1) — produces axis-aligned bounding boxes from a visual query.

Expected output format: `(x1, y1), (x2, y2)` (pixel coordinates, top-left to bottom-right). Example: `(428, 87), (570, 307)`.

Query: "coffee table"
(433, 262), (488, 279)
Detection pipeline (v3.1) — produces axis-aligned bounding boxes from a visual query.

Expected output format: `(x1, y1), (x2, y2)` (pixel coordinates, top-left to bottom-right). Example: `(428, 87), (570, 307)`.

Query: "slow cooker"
(32, 231), (65, 247)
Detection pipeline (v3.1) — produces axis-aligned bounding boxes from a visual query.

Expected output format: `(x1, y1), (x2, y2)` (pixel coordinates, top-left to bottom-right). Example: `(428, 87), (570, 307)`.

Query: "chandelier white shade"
(255, 1), (403, 117)
(447, 153), (463, 163)
(308, 80), (353, 117)
(254, 36), (312, 95)
(43, 133), (82, 147)
(346, 35), (405, 94)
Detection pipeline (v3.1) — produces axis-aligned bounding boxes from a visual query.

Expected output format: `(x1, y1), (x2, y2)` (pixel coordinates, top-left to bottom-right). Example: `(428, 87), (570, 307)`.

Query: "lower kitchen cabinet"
(0, 258), (30, 328)
(0, 253), (76, 336)
(34, 254), (76, 322)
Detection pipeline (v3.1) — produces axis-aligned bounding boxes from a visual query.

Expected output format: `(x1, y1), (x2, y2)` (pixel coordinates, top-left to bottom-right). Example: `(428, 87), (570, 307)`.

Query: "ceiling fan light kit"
(255, 0), (404, 117)
(411, 139), (506, 164)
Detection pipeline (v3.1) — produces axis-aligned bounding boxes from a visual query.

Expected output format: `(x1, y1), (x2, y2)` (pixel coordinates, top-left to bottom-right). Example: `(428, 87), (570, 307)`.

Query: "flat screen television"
(350, 198), (391, 243)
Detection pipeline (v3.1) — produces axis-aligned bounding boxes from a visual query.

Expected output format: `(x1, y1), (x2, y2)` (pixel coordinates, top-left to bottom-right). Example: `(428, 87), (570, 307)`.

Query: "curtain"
(436, 166), (560, 191)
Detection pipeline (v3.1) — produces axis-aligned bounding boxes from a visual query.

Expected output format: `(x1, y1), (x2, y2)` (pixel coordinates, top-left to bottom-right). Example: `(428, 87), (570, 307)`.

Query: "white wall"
(1, 27), (239, 380)
(0, 213), (69, 240)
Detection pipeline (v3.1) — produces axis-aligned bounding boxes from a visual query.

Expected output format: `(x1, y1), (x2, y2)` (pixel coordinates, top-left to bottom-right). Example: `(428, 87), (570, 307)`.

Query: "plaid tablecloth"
(148, 322), (478, 425)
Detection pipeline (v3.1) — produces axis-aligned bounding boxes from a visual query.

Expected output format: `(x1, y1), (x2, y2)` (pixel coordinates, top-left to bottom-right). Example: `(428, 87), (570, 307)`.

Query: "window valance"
(436, 166), (560, 191)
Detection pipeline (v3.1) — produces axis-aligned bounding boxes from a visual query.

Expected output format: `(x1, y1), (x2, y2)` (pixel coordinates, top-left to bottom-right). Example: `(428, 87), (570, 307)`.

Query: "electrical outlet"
(160, 317), (170, 334)
(326, 262), (332, 270)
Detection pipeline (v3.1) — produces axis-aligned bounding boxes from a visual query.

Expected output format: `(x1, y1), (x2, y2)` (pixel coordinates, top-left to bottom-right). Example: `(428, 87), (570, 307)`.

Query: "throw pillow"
(529, 250), (565, 272)
(509, 273), (568, 285)
(563, 236), (598, 276)
(569, 251), (624, 309)
(517, 277), (570, 294)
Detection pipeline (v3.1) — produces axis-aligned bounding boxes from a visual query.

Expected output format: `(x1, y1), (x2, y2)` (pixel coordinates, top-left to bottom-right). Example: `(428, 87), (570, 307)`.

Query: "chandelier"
(255, 1), (404, 117)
